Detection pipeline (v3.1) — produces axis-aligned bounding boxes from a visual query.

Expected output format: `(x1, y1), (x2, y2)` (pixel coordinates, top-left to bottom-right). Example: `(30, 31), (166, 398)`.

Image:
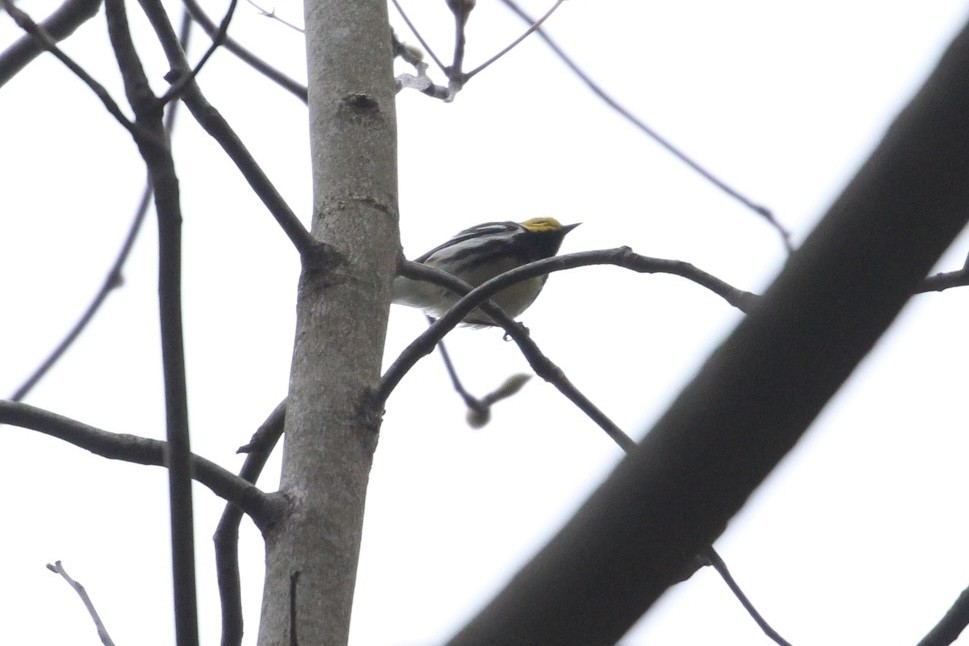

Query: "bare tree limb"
(390, 258), (788, 642)
(144, 0), (318, 257)
(0, 400), (280, 529)
(9, 183), (150, 401)
(47, 560), (116, 646)
(374, 248), (756, 416)
(918, 584), (969, 646)
(374, 260), (635, 450)
(215, 401), (286, 646)
(181, 0), (308, 103)
(242, 0), (303, 34)
(0, 0), (102, 86)
(393, 0), (566, 100)
(0, 0), (160, 144)
(9, 24), (188, 401)
(103, 0), (198, 641)
(392, 29), (449, 98)
(159, 0), (238, 105)
(449, 17), (969, 645)
(389, 0), (446, 72)
(463, 0), (565, 81)
(383, 241), (969, 417)
(429, 316), (531, 429)
(236, 400), (285, 454)
(705, 550), (791, 646)
(445, 0), (472, 82)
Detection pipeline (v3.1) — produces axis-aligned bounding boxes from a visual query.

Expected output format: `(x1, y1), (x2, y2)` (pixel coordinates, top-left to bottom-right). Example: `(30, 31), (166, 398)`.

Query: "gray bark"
(256, 1), (398, 644)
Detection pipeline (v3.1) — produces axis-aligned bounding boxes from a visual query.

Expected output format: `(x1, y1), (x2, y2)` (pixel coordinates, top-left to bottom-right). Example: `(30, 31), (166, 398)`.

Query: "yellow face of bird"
(519, 217), (565, 233)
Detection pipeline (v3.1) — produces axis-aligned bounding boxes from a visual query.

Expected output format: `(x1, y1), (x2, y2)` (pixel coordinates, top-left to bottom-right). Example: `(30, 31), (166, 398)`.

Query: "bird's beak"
(563, 222), (581, 233)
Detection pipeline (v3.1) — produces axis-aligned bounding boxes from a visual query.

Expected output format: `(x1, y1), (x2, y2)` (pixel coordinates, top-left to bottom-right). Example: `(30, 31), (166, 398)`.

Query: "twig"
(377, 247), (756, 409)
(376, 260), (636, 451)
(425, 315), (531, 428)
(10, 45), (186, 402)
(445, 0), (473, 89)
(243, 0), (303, 33)
(389, 0), (446, 73)
(216, 401), (286, 646)
(47, 561), (116, 646)
(430, 317), (481, 410)
(103, 0), (198, 640)
(704, 548), (792, 646)
(236, 400), (286, 454)
(498, 0), (791, 250)
(0, 400), (280, 530)
(0, 0), (161, 145)
(383, 251), (790, 643)
(9, 184), (149, 401)
(108, 0), (190, 588)
(464, 0), (565, 80)
(0, 0), (102, 86)
(916, 266), (969, 293)
(393, 30), (450, 98)
(181, 0), (307, 102)
(142, 0), (319, 257)
(159, 0), (239, 105)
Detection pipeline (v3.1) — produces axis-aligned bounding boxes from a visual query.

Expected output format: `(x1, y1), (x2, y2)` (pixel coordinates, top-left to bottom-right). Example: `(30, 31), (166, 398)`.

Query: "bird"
(393, 217), (579, 326)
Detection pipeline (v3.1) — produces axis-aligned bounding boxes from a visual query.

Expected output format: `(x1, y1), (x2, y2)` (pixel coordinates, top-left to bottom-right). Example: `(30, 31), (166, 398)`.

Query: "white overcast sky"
(3, 1), (969, 645)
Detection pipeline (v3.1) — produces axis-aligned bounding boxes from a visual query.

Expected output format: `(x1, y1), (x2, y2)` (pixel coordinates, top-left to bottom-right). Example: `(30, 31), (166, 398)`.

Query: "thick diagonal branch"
(450, 17), (969, 646)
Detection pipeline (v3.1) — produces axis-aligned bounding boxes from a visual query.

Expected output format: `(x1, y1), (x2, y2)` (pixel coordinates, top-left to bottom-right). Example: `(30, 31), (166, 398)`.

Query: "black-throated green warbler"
(393, 217), (579, 326)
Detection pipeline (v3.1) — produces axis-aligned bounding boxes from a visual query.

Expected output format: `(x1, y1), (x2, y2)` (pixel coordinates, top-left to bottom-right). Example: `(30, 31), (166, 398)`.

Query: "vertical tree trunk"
(256, 2), (398, 644)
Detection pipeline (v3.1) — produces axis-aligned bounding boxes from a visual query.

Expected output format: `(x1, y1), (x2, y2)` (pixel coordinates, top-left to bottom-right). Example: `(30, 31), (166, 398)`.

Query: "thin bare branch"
(243, 0), (303, 33)
(445, 0), (473, 84)
(10, 47), (186, 401)
(390, 0), (447, 72)
(431, 321), (480, 410)
(141, 0), (318, 257)
(375, 260), (636, 451)
(498, 0), (791, 250)
(9, 183), (149, 401)
(216, 402), (286, 646)
(0, 0), (160, 144)
(47, 561), (116, 646)
(103, 0), (198, 641)
(0, 0), (102, 86)
(376, 247), (756, 412)
(464, 0), (564, 80)
(159, 0), (238, 105)
(382, 250), (806, 645)
(424, 314), (530, 428)
(182, 0), (307, 102)
(705, 550), (792, 646)
(0, 400), (280, 529)
(236, 401), (285, 454)
(393, 30), (450, 98)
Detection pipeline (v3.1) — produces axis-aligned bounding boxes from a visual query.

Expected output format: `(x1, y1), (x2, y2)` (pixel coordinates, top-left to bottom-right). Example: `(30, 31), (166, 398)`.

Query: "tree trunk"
(256, 2), (398, 644)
